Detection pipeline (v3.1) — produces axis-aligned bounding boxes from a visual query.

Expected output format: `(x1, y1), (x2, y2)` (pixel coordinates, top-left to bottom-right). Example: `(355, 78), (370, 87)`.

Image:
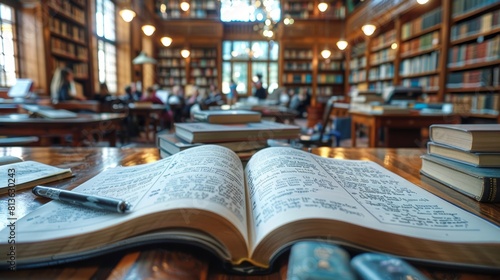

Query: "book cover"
(427, 142), (500, 167)
(429, 124), (500, 152)
(420, 154), (500, 202)
(193, 110), (261, 124)
(1, 145), (500, 272)
(174, 121), (300, 144)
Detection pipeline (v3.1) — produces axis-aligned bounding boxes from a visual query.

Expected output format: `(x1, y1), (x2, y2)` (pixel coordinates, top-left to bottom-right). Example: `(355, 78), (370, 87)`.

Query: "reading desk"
(0, 147), (498, 279)
(0, 113), (125, 146)
(349, 111), (461, 148)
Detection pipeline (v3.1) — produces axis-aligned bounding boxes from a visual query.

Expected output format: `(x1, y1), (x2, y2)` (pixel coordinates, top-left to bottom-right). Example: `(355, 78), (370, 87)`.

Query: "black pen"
(32, 186), (131, 213)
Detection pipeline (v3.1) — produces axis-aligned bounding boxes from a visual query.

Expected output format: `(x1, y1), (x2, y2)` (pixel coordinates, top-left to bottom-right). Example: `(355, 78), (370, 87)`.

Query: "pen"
(32, 185), (131, 213)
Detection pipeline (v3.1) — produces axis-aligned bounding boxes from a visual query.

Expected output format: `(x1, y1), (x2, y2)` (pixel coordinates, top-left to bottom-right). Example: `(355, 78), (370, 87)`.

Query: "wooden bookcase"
(347, 40), (368, 90)
(282, 0), (345, 19)
(282, 46), (314, 96)
(398, 4), (443, 100)
(368, 27), (396, 92)
(157, 46), (187, 90)
(445, 0), (500, 113)
(317, 51), (345, 102)
(188, 46), (219, 92)
(44, 0), (91, 97)
(156, 0), (219, 19)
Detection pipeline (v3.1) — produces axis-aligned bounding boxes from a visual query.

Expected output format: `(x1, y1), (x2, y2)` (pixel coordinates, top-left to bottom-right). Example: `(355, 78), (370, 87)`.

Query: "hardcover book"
(1, 146), (499, 272)
(174, 121), (300, 143)
(420, 154), (500, 202)
(0, 157), (73, 194)
(193, 110), (261, 124)
(427, 141), (500, 167)
(429, 124), (500, 152)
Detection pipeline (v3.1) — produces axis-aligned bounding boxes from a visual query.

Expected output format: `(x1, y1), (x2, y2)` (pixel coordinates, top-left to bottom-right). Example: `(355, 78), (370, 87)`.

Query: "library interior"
(0, 0), (499, 279)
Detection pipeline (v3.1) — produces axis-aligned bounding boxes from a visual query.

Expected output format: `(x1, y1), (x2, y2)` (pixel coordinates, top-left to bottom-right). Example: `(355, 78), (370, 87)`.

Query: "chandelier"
(252, 0), (293, 39)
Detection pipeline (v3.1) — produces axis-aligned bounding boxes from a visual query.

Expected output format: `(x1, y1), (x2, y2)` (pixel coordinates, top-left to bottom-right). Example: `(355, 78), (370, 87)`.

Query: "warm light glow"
(181, 49), (190, 58)
(180, 1), (190, 11)
(142, 25), (156, 36)
(318, 2), (328, 12)
(336, 40), (348, 50)
(119, 8), (136, 22)
(362, 24), (376, 36)
(283, 17), (294, 25)
(263, 29), (274, 38)
(321, 49), (331, 59)
(161, 37), (173, 47)
(417, 0), (429, 4)
(391, 43), (398, 49)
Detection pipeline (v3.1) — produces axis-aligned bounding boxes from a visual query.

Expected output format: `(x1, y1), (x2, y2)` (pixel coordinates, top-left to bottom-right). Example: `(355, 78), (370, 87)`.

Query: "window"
(220, 0), (281, 22)
(95, 0), (117, 93)
(0, 3), (17, 87)
(222, 40), (279, 96)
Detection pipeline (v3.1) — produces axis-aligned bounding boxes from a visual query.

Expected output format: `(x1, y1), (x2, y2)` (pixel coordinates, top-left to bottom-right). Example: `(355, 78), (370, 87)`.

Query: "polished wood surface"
(350, 111), (461, 148)
(0, 147), (499, 279)
(128, 104), (167, 142)
(0, 113), (125, 147)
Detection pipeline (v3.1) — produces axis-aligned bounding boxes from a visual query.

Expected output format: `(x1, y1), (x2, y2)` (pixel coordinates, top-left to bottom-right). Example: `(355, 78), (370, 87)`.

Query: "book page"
(8, 145), (247, 244)
(245, 147), (500, 251)
(0, 161), (71, 192)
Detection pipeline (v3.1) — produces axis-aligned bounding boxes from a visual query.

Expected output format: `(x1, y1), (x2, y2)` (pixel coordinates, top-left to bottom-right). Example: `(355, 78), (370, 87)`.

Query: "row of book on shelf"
(420, 123), (500, 203)
(156, 109), (301, 159)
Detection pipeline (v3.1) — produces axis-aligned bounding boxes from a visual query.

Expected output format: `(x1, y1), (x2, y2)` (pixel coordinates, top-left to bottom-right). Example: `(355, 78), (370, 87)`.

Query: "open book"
(1, 146), (499, 272)
(0, 157), (73, 194)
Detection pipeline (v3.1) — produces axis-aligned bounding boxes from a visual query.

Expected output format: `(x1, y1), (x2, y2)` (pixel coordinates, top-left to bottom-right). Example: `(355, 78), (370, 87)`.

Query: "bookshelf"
(44, 0), (90, 96)
(445, 0), (500, 113)
(282, 46), (314, 96)
(188, 46), (219, 92)
(368, 28), (396, 92)
(398, 5), (442, 100)
(317, 51), (345, 102)
(282, 0), (346, 19)
(348, 40), (368, 90)
(156, 0), (219, 20)
(157, 46), (187, 90)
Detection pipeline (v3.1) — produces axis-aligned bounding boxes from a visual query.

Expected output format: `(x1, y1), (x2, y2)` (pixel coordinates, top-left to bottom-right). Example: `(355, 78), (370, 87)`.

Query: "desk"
(0, 113), (125, 147)
(350, 111), (461, 148)
(0, 147), (498, 279)
(128, 103), (167, 142)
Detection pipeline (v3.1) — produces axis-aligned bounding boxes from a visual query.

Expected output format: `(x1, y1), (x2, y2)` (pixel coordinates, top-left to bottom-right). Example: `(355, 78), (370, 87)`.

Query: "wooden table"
(349, 111), (461, 148)
(128, 103), (167, 142)
(0, 113), (125, 147)
(0, 147), (498, 279)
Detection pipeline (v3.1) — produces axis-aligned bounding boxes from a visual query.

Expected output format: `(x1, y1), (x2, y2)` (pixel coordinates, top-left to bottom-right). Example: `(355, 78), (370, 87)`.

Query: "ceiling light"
(362, 24), (376, 36)
(132, 52), (157, 65)
(391, 43), (398, 49)
(180, 1), (190, 12)
(318, 2), (328, 12)
(142, 25), (156, 36)
(119, 8), (136, 22)
(161, 37), (172, 47)
(181, 49), (190, 58)
(336, 40), (348, 50)
(416, 0), (429, 4)
(321, 49), (331, 59)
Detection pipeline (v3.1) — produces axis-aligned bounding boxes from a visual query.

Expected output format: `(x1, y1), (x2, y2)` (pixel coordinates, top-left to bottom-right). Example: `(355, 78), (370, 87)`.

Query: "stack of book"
(420, 124), (500, 202)
(157, 110), (301, 159)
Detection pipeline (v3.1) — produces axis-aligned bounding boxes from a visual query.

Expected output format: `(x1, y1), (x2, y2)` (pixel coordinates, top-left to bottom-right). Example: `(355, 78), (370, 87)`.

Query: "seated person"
(51, 67), (86, 102)
(289, 88), (311, 118)
(140, 87), (163, 104)
(94, 83), (112, 103)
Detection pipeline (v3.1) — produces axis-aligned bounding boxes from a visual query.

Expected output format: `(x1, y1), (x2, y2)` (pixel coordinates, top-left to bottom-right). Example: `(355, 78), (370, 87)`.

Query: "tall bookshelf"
(188, 46), (219, 93)
(348, 40), (368, 90)
(317, 51), (345, 102)
(445, 0), (500, 114)
(156, 0), (219, 19)
(368, 27), (396, 91)
(44, 0), (91, 97)
(157, 46), (187, 90)
(282, 0), (346, 19)
(398, 4), (442, 100)
(282, 46), (314, 96)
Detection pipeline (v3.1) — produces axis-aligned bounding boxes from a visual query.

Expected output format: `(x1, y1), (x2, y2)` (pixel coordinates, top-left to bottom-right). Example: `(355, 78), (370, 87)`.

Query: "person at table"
(140, 86), (164, 104)
(289, 88), (311, 118)
(204, 84), (224, 108)
(253, 73), (267, 100)
(94, 83), (112, 103)
(51, 67), (86, 102)
(124, 83), (142, 102)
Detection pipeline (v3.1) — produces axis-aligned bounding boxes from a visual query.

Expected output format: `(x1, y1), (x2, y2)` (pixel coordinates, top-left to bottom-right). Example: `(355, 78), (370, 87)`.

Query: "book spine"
(483, 177), (500, 203)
